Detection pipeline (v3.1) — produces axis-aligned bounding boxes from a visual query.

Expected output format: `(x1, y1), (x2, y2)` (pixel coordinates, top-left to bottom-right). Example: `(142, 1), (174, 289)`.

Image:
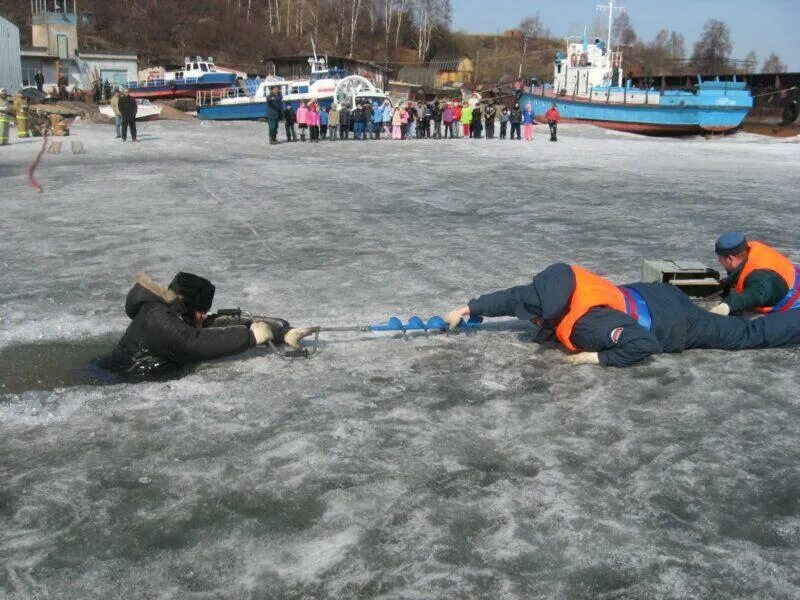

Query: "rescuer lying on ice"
(443, 262), (800, 367)
(709, 232), (800, 316)
(98, 272), (315, 377)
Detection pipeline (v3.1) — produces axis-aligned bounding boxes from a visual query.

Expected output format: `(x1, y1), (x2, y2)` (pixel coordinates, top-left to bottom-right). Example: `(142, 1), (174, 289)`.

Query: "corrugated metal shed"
(0, 16), (23, 94)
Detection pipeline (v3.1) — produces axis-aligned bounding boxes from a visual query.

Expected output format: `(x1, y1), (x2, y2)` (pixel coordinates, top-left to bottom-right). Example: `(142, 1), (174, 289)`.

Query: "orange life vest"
(735, 241), (800, 313)
(555, 265), (631, 351)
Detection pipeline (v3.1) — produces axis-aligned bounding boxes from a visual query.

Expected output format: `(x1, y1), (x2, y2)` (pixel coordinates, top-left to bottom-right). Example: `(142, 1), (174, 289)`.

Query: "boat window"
(208, 65), (216, 72)
(192, 63), (199, 70)
(200, 63), (209, 72)
(185, 64), (190, 71)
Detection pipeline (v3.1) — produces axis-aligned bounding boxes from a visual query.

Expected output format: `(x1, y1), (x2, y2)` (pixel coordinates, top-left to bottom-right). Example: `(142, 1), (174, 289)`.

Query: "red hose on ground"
(28, 130), (48, 194)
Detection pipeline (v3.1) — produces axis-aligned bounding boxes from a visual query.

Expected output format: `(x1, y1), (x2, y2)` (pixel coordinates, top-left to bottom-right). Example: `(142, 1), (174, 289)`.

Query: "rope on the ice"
(28, 129), (48, 194)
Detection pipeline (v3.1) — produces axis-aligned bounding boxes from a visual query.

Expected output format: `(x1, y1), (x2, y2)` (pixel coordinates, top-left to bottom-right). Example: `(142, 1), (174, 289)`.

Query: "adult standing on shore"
(12, 91), (29, 139)
(34, 71), (44, 92)
(0, 89), (12, 145)
(110, 90), (122, 138)
(545, 103), (560, 142)
(265, 85), (283, 145)
(118, 89), (138, 142)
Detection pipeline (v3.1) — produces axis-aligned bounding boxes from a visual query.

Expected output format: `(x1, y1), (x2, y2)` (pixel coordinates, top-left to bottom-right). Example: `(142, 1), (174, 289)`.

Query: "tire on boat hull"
(782, 100), (799, 124)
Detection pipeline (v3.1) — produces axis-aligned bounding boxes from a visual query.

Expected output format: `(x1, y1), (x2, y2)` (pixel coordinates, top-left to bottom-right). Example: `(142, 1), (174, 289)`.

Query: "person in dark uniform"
(443, 262), (800, 367)
(711, 232), (800, 315)
(98, 272), (314, 377)
(265, 85), (283, 145)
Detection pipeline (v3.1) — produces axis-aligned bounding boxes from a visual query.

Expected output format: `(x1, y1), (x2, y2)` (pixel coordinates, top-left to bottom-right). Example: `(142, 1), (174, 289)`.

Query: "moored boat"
(516, 1), (753, 136)
(197, 55), (391, 120)
(99, 99), (163, 121)
(125, 57), (237, 100)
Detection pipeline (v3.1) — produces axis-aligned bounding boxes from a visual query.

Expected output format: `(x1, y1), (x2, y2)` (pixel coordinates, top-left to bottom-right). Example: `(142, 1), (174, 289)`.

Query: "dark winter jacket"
(283, 106), (296, 125)
(352, 107), (365, 123)
(340, 107), (351, 126)
(105, 273), (255, 376)
(484, 105), (497, 122)
(119, 95), (138, 120)
(265, 91), (283, 120)
(510, 108), (522, 124)
(432, 104), (443, 121)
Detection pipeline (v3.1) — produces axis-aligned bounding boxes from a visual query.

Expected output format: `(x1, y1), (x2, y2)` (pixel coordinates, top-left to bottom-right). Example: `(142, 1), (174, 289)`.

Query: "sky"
(451, 0), (799, 71)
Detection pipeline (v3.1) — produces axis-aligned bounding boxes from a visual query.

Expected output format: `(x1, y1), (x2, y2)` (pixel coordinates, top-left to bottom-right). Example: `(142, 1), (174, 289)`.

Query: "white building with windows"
(0, 15), (23, 94)
(20, 0), (137, 95)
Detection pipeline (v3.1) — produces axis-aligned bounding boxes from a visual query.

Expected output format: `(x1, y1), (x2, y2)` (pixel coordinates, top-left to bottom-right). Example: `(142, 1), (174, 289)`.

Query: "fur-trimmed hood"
(125, 272), (181, 319)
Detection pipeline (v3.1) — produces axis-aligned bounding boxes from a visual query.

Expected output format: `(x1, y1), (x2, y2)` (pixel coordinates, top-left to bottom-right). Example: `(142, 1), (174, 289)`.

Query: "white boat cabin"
(166, 57), (219, 82)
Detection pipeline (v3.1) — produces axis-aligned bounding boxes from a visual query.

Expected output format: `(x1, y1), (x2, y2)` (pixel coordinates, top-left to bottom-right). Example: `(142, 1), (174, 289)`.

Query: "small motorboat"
(99, 99), (163, 121)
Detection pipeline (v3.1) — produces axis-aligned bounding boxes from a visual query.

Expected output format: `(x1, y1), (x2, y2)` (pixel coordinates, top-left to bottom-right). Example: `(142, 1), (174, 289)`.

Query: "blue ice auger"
(322, 315), (483, 335)
(217, 309), (482, 359)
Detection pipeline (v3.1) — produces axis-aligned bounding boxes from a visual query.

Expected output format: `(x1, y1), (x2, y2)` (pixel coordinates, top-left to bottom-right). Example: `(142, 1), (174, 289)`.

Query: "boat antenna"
(311, 37), (318, 63)
(596, 0), (625, 54)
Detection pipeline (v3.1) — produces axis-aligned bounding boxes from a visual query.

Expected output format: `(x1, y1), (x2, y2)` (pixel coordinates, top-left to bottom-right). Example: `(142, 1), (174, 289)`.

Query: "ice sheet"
(1, 121), (799, 598)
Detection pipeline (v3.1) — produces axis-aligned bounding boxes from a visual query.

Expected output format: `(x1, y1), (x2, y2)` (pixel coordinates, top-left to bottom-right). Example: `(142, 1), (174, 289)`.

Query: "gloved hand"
(709, 303), (731, 316)
(564, 352), (600, 365)
(444, 306), (470, 331)
(250, 322), (273, 345)
(284, 327), (316, 349)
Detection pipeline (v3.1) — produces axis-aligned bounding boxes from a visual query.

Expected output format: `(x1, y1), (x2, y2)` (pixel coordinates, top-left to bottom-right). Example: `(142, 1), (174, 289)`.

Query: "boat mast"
(596, 0), (625, 54)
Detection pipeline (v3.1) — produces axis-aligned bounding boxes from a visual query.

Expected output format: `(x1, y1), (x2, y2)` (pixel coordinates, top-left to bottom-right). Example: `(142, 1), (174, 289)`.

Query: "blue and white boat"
(517, 1), (753, 136)
(197, 55), (391, 120)
(126, 57), (237, 100)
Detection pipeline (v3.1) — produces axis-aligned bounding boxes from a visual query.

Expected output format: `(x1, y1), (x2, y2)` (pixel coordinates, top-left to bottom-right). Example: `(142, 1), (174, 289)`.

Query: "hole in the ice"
(0, 337), (191, 395)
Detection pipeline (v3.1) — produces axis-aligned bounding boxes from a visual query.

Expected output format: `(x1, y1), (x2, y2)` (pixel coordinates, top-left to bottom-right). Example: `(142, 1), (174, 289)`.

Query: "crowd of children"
(277, 98), (561, 143)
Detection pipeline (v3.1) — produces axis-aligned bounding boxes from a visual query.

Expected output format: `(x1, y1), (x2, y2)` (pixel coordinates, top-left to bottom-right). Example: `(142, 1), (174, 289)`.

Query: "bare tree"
(762, 52), (786, 73)
(744, 50), (757, 72)
(692, 19), (733, 72)
(612, 11), (637, 47)
(413, 0), (451, 60)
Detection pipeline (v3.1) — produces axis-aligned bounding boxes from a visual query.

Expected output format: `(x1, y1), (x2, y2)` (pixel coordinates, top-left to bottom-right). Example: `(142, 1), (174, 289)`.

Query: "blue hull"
(521, 85), (752, 135)
(128, 73), (237, 99)
(198, 97), (336, 121)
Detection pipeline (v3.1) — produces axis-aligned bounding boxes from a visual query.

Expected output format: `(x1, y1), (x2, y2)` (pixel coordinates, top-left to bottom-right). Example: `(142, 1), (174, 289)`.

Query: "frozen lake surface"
(1, 121), (799, 599)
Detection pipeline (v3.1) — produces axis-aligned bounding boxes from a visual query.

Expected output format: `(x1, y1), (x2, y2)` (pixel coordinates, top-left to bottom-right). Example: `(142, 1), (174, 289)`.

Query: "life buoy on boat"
(570, 54), (577, 67)
(782, 100), (799, 124)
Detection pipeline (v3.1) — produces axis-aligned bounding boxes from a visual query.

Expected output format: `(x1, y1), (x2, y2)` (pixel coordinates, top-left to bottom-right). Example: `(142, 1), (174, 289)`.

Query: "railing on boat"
(127, 77), (204, 89)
